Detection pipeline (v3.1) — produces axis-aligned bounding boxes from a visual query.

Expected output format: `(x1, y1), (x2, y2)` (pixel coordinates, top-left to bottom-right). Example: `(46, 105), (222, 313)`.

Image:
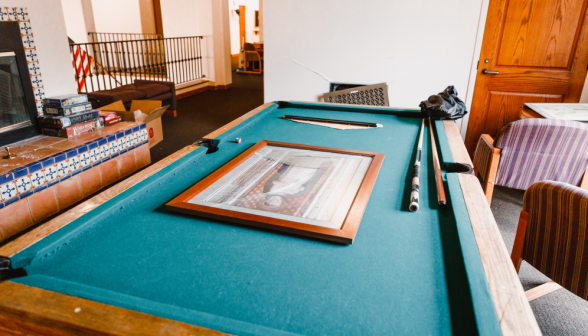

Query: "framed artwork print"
(166, 141), (384, 244)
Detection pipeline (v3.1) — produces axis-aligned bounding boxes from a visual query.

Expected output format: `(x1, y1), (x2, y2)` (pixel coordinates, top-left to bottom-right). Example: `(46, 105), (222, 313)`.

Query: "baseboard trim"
(163, 109), (177, 117)
(214, 84), (233, 90)
(176, 84), (233, 100)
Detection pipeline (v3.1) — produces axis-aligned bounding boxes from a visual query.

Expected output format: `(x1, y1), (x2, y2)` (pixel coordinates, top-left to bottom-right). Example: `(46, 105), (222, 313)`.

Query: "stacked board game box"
(41, 118), (104, 138)
(38, 110), (100, 129)
(43, 94), (91, 116)
(99, 110), (121, 126)
(43, 94), (88, 108)
(40, 94), (105, 138)
(44, 102), (93, 116)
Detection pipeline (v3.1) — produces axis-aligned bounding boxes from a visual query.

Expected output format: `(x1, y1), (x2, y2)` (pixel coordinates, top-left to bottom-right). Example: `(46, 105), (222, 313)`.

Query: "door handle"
(482, 68), (500, 75)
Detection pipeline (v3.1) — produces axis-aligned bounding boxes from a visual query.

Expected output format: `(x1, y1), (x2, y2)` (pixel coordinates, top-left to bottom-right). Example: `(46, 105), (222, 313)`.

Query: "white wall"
(61, 0), (148, 42)
(264, 0), (484, 110)
(229, 0), (240, 54)
(91, 0), (143, 34)
(61, 0), (88, 43)
(160, 0), (213, 37)
(581, 78), (588, 103)
(2, 0), (78, 98)
(160, 0), (215, 81)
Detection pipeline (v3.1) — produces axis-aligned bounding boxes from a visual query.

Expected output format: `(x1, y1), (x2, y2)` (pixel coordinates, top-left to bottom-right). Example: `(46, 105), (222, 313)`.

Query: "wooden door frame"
(460, 0), (492, 139)
(462, 0), (588, 154)
(239, 5), (246, 48)
(153, 0), (163, 36)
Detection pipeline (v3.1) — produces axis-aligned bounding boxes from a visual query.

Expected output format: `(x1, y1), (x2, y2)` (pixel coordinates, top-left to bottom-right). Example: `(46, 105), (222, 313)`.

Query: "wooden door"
(465, 0), (588, 155)
(239, 5), (246, 48)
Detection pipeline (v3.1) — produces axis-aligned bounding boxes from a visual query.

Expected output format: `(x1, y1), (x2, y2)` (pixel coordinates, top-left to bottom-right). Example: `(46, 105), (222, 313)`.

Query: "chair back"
(494, 119), (588, 190)
(244, 43), (256, 51)
(522, 181), (588, 300)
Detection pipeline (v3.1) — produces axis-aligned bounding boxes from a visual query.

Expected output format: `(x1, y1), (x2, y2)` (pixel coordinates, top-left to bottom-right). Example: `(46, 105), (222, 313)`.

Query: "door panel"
(497, 0), (586, 68)
(485, 92), (562, 136)
(486, 72), (569, 93)
(465, 0), (588, 156)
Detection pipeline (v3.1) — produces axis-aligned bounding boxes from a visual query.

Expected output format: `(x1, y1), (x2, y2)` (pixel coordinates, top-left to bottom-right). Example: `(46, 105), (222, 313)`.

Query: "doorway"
(229, 0), (263, 73)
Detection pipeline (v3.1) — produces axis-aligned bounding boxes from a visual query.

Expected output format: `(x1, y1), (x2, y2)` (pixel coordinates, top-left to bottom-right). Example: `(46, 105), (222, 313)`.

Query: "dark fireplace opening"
(0, 52), (31, 133)
(0, 21), (41, 147)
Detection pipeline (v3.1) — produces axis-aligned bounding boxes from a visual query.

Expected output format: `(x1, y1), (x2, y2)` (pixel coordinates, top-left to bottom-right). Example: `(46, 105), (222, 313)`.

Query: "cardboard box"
(98, 100), (168, 148)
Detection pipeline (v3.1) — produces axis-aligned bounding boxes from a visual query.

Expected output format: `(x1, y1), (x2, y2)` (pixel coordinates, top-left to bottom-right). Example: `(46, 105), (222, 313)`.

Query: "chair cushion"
(132, 83), (170, 98)
(108, 87), (147, 102)
(148, 92), (172, 102)
(493, 119), (588, 190)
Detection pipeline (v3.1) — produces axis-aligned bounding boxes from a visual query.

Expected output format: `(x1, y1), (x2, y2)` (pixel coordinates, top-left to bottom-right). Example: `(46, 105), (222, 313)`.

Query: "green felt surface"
(11, 103), (501, 336)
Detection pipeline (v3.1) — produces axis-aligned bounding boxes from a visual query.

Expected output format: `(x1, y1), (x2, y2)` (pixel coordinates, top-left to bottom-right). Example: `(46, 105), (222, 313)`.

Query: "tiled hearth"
(0, 122), (150, 242)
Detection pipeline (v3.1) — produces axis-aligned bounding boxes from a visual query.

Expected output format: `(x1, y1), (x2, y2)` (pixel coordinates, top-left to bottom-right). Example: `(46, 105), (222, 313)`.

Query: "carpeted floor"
(149, 73), (264, 163)
(492, 186), (588, 335)
(151, 74), (588, 335)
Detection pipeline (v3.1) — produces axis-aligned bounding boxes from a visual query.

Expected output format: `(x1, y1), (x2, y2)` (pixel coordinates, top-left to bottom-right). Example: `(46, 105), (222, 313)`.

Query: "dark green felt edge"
(16, 275), (299, 336)
(446, 174), (502, 336)
(434, 119), (456, 169)
(10, 102), (501, 335)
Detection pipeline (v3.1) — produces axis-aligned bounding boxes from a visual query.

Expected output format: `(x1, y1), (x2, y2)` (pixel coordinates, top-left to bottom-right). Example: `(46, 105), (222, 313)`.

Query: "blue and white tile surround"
(0, 124), (148, 208)
(1, 7), (46, 114)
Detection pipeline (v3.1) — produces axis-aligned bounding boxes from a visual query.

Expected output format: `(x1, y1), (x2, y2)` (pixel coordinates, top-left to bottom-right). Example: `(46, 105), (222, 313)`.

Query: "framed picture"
(166, 141), (384, 244)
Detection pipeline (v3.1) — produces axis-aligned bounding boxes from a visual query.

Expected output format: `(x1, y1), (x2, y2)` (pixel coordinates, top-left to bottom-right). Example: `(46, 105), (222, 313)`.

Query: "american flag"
(69, 37), (93, 92)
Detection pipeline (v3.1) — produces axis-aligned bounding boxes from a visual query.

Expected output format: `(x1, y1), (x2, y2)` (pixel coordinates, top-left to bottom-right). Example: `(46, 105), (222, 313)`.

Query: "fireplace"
(0, 21), (40, 147)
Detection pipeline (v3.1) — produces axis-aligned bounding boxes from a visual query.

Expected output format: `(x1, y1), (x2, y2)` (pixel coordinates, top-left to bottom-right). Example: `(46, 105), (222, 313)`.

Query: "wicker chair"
(511, 181), (588, 301)
(473, 119), (588, 204)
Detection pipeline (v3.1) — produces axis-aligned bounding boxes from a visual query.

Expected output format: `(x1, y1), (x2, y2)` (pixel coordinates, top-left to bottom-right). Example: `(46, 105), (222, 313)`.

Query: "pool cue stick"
(428, 118), (447, 207)
(409, 119), (425, 212)
(282, 115), (381, 128)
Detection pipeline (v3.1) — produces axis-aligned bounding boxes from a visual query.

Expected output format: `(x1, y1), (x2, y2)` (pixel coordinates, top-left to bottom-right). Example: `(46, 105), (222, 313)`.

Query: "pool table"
(0, 102), (540, 336)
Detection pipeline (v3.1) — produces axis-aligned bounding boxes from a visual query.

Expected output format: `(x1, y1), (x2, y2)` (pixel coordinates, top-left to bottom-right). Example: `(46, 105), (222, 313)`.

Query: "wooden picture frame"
(166, 140), (384, 244)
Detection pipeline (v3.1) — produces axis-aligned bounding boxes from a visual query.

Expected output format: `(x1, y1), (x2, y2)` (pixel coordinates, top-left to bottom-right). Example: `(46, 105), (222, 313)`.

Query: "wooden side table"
(519, 106), (544, 119)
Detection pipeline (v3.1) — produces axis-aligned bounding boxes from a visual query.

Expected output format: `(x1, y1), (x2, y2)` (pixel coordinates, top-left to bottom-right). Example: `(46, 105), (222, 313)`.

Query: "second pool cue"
(428, 118), (447, 207)
(409, 119), (425, 212)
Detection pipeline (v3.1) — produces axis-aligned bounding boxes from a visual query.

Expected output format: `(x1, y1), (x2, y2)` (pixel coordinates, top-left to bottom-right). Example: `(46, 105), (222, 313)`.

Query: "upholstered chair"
(473, 119), (588, 205)
(511, 181), (588, 301)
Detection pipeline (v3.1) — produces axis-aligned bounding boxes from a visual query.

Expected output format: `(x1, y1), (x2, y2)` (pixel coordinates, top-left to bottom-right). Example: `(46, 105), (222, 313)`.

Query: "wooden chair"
(473, 119), (588, 205)
(242, 42), (263, 74)
(511, 181), (588, 302)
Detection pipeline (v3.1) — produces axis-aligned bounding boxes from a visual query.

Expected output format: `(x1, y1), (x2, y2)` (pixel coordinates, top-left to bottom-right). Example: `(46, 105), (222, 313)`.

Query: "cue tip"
(409, 202), (419, 212)
(438, 201), (447, 208)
